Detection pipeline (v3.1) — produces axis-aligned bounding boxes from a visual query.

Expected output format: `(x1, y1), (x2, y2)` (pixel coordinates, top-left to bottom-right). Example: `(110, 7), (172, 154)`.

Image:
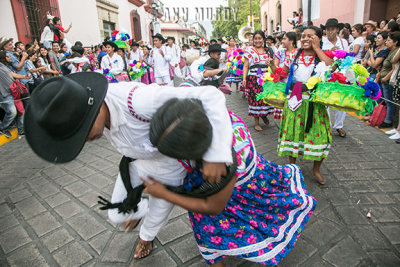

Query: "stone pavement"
(0, 91), (399, 267)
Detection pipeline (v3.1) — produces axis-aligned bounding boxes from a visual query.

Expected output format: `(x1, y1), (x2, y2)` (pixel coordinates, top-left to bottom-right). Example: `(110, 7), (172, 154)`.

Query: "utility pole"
(249, 0), (253, 28)
(308, 0), (312, 26)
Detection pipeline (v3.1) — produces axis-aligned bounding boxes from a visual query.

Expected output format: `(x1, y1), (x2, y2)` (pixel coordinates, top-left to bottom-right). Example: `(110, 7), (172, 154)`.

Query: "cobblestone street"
(0, 92), (399, 266)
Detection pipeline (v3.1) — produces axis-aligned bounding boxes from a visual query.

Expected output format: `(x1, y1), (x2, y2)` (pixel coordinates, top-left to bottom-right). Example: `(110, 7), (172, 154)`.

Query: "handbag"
(369, 102), (387, 127)
(179, 56), (186, 69)
(169, 64), (175, 80)
(9, 80), (29, 116)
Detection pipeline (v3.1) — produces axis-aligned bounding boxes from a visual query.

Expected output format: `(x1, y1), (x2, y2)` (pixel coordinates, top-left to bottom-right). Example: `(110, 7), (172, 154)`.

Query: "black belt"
(98, 156), (145, 214)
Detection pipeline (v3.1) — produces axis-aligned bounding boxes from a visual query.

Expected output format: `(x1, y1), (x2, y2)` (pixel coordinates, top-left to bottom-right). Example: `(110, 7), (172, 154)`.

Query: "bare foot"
(133, 237), (153, 259)
(313, 169), (326, 185)
(261, 117), (270, 126)
(254, 125), (262, 131)
(124, 219), (141, 232)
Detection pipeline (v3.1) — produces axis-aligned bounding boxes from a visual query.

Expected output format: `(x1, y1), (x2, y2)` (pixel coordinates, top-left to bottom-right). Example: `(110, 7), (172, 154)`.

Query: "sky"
(161, 0), (227, 38)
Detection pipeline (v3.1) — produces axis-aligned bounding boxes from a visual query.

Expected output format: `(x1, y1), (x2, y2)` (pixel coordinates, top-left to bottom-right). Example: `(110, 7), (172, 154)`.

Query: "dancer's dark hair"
(149, 98), (212, 160)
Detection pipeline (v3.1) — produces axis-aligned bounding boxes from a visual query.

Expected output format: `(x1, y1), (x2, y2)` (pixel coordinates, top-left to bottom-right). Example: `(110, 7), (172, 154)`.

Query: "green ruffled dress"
(278, 91), (332, 161)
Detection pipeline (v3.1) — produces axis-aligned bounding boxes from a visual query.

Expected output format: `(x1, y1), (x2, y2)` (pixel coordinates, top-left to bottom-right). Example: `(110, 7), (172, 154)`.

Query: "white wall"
(58, 0), (102, 46)
(0, 0), (19, 40)
(114, 0), (154, 44)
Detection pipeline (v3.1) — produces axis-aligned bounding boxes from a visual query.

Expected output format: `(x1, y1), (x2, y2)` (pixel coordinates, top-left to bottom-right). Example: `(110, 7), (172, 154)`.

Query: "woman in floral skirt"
(278, 26), (333, 185)
(273, 32), (298, 120)
(143, 98), (316, 266)
(225, 37), (242, 92)
(242, 30), (275, 131)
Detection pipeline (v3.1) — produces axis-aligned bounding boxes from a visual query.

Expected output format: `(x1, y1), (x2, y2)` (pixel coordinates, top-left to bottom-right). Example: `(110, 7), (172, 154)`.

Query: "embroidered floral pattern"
(187, 112), (317, 266)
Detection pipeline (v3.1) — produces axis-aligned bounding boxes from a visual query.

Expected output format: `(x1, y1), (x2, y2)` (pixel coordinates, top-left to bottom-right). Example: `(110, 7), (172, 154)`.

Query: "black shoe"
(18, 131), (25, 136)
(378, 122), (393, 129)
(396, 139), (400, 144)
(0, 129), (12, 138)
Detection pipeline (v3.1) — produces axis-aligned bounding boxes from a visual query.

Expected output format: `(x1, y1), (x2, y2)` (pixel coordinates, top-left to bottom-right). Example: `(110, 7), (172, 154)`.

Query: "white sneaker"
(385, 129), (398, 135)
(389, 133), (400, 140)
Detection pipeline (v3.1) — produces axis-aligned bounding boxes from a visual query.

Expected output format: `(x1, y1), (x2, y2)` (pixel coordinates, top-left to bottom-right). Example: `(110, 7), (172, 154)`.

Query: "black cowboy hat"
(152, 33), (165, 43)
(103, 41), (118, 51)
(320, 18), (344, 30)
(24, 72), (108, 163)
(206, 44), (227, 53)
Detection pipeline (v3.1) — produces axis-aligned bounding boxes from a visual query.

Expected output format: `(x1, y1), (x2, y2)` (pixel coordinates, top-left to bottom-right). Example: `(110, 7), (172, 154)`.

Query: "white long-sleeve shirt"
(165, 44), (181, 67)
(129, 49), (143, 63)
(152, 46), (171, 78)
(103, 82), (233, 164)
(322, 36), (349, 51)
(100, 53), (124, 75)
(40, 26), (53, 43)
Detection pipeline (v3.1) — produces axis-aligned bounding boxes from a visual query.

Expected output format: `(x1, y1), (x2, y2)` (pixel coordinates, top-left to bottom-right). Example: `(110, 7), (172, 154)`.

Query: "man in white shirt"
(126, 42), (143, 82)
(127, 42), (143, 63)
(321, 18), (349, 137)
(151, 34), (173, 86)
(100, 41), (124, 77)
(25, 72), (233, 259)
(217, 38), (228, 69)
(165, 36), (182, 86)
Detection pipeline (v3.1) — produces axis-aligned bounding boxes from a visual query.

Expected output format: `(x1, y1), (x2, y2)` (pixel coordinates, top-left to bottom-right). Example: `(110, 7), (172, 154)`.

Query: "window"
(103, 21), (115, 38)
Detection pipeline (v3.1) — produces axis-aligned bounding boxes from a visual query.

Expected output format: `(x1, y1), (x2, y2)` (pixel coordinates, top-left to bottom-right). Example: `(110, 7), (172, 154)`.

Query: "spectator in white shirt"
(101, 41), (127, 81)
(165, 36), (182, 84)
(151, 34), (172, 86)
(349, 24), (365, 62)
(321, 18), (349, 138)
(127, 42), (143, 63)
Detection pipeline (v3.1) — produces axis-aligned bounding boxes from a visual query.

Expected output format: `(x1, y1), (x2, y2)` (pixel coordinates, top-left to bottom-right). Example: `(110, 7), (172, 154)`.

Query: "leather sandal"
(336, 128), (346, 137)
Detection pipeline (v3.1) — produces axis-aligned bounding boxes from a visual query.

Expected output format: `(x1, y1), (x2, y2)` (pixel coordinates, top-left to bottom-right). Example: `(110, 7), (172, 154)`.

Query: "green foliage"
(211, 0), (261, 39)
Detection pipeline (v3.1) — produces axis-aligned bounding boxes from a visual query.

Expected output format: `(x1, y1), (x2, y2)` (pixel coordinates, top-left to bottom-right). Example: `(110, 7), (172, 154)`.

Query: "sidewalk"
(0, 92), (399, 266)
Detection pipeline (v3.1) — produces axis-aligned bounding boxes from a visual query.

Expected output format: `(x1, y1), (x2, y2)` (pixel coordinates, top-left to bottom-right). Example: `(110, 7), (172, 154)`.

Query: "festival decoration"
(103, 69), (118, 83)
(111, 30), (131, 48)
(128, 60), (146, 80)
(256, 68), (289, 108)
(256, 51), (381, 114)
(227, 48), (245, 77)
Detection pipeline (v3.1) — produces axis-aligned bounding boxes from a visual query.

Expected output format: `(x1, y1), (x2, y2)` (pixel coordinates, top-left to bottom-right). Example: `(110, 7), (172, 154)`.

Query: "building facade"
(260, 0), (400, 35)
(1, 0), (164, 46)
(161, 22), (196, 45)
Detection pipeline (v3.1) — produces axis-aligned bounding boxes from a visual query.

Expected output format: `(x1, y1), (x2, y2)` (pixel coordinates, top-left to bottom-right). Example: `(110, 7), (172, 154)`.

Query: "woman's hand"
(201, 161), (227, 183)
(242, 78), (246, 87)
(310, 35), (321, 51)
(141, 176), (168, 199)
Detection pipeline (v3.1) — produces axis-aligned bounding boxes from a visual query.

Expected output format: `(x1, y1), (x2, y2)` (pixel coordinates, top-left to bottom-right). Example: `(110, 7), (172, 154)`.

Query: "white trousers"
(327, 108), (346, 129)
(155, 75), (173, 86)
(108, 173), (176, 241)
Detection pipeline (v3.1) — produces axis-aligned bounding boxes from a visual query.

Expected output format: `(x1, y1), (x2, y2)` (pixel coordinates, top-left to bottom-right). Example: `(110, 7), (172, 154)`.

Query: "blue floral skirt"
(226, 72), (242, 83)
(188, 155), (316, 265)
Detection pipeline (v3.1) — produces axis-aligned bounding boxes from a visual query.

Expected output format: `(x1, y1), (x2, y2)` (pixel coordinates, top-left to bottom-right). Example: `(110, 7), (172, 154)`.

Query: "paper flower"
(333, 50), (347, 59)
(271, 67), (288, 82)
(346, 52), (356, 57)
(328, 72), (347, 84)
(324, 50), (335, 59)
(362, 81), (381, 99)
(351, 64), (370, 77)
(103, 68), (110, 74)
(345, 68), (356, 84)
(340, 56), (354, 69)
(306, 76), (321, 89)
(357, 76), (368, 85)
